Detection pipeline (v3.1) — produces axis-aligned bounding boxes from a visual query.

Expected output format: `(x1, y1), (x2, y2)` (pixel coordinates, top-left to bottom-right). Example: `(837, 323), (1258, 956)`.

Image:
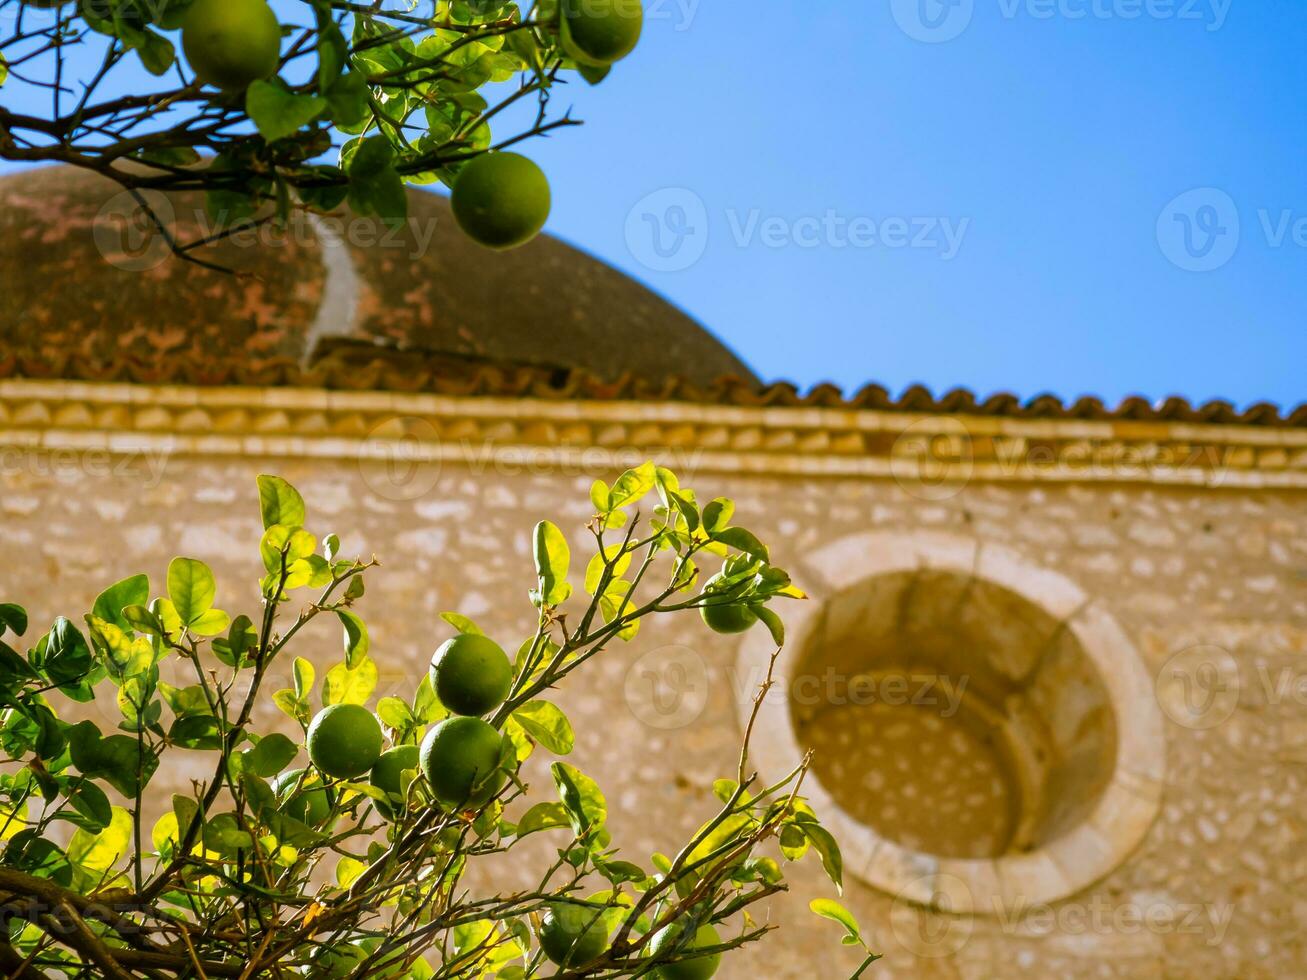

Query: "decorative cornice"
(2, 378), (1305, 490)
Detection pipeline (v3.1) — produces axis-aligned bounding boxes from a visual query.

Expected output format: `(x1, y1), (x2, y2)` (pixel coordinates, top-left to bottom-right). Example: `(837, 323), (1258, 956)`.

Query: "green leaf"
(293, 657), (314, 699)
(323, 655), (378, 706)
(256, 475), (306, 530)
(241, 733), (299, 778)
(136, 29), (174, 76)
(713, 526), (769, 562)
(608, 461), (656, 509)
(167, 558), (216, 627)
(337, 609), (369, 668)
(346, 135), (407, 223)
(260, 526), (317, 575)
(584, 545), (631, 596)
(273, 690), (310, 727)
(67, 722), (156, 797)
(755, 605), (785, 647)
(550, 762), (606, 836)
(67, 806), (132, 873)
(532, 520), (572, 607)
(440, 612), (485, 636)
(589, 480), (610, 512)
(511, 701), (574, 755)
(0, 603), (27, 637)
(810, 898), (860, 943)
(246, 81), (327, 143)
(122, 604), (163, 636)
(212, 614), (257, 668)
(38, 617), (93, 688)
(203, 812), (254, 855)
(169, 715), (223, 751)
(325, 70), (370, 126)
(92, 575), (150, 631)
(515, 801), (572, 838)
(63, 779), (112, 833)
(189, 608), (231, 638)
(702, 498), (734, 533)
(377, 697), (415, 732)
(800, 820), (844, 893)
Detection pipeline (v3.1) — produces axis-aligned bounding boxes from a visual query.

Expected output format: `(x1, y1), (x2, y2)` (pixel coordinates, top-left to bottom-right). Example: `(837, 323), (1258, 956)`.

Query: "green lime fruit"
(370, 744), (420, 820)
(307, 943), (367, 978)
(271, 768), (334, 826)
(539, 902), (609, 968)
(181, 0), (281, 91)
(698, 575), (758, 635)
(419, 716), (507, 809)
(561, 0), (643, 65)
(647, 921), (722, 980)
(306, 704), (383, 780)
(429, 633), (514, 717)
(450, 152), (551, 251)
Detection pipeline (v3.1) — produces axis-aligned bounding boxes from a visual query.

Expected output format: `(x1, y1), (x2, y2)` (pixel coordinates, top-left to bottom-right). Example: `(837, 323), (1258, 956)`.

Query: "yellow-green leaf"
(323, 655), (378, 706)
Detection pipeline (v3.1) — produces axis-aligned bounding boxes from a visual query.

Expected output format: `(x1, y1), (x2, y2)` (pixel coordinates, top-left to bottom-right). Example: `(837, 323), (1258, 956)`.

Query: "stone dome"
(0, 165), (756, 387)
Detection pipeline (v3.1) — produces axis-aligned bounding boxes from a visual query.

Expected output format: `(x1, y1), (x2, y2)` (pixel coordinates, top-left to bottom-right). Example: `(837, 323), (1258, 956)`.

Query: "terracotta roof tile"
(0, 341), (1301, 429)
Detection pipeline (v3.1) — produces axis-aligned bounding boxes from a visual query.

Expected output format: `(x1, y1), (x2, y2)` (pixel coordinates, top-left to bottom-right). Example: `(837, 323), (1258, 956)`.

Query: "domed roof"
(0, 165), (756, 387)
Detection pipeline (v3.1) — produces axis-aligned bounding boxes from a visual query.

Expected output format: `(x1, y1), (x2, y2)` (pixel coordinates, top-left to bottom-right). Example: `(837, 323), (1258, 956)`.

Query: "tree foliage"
(0, 465), (878, 977)
(0, 0), (625, 265)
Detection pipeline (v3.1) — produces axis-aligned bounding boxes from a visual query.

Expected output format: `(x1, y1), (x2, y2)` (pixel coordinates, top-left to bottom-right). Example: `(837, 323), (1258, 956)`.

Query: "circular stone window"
(738, 532), (1165, 913)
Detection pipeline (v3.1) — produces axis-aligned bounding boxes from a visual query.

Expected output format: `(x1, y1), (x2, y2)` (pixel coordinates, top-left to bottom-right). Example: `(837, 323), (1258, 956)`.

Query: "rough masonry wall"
(0, 453), (1303, 980)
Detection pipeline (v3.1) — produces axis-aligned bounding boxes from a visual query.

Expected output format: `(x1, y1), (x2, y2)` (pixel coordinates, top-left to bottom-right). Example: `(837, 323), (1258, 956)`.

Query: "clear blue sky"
(3, 1), (1303, 408)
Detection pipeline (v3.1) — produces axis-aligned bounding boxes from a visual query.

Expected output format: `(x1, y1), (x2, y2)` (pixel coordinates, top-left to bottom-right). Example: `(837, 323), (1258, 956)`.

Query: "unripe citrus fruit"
(539, 901), (609, 968)
(370, 744), (420, 820)
(561, 0), (643, 65)
(647, 921), (722, 980)
(419, 716), (507, 809)
(181, 0), (281, 92)
(698, 574), (758, 635)
(451, 152), (551, 251)
(429, 633), (514, 716)
(306, 704), (383, 780)
(308, 943), (367, 978)
(271, 768), (334, 826)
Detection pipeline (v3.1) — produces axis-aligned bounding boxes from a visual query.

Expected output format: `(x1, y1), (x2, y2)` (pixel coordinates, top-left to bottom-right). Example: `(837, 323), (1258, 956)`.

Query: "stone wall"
(1, 451), (1304, 979)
